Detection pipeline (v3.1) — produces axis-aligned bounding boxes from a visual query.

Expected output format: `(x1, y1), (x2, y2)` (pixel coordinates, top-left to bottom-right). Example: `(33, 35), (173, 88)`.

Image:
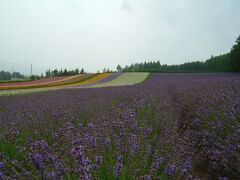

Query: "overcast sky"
(0, 0), (240, 74)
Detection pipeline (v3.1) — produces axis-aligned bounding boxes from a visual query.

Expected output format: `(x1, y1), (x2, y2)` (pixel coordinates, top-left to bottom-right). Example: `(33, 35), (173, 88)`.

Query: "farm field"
(62, 73), (113, 88)
(0, 77), (67, 86)
(0, 73), (149, 96)
(0, 73), (239, 179)
(0, 79), (33, 84)
(0, 74), (97, 90)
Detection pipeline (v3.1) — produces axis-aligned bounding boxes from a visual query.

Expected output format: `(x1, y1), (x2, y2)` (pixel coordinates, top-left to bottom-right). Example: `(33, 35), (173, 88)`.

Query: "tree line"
(118, 35), (240, 73)
(45, 68), (84, 77)
(0, 71), (25, 80)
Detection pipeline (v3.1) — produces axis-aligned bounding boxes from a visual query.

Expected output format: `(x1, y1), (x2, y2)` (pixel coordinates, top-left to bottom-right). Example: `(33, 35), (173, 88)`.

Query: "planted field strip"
(0, 73), (149, 96)
(0, 73), (113, 96)
(0, 74), (97, 90)
(0, 76), (67, 86)
(62, 73), (113, 88)
(82, 72), (122, 87)
(0, 79), (33, 84)
(88, 72), (149, 88)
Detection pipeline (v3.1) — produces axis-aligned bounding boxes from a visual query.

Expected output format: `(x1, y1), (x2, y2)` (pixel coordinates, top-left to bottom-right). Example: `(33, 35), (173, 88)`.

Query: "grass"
(88, 72), (149, 88)
(0, 79), (32, 84)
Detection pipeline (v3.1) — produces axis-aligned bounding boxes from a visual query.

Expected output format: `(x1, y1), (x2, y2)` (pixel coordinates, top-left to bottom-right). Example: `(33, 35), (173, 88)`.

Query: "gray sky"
(0, 0), (240, 75)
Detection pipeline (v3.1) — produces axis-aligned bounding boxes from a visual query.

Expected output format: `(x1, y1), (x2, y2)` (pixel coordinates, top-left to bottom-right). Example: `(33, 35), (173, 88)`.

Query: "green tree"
(80, 68), (84, 74)
(229, 35), (240, 72)
(75, 68), (80, 74)
(116, 64), (122, 72)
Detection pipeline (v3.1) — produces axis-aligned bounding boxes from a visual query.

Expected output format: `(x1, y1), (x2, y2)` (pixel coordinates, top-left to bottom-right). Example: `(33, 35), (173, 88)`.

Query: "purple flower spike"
(0, 162), (4, 170)
(142, 175), (151, 180)
(114, 156), (123, 177)
(218, 177), (228, 180)
(181, 159), (192, 174)
(93, 156), (102, 170)
(54, 159), (64, 176)
(165, 164), (177, 177)
(30, 153), (44, 170)
(88, 123), (94, 130)
(46, 172), (56, 180)
(0, 172), (6, 179)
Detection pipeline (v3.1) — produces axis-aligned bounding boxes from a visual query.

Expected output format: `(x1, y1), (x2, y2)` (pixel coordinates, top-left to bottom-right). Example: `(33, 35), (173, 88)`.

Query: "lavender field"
(0, 73), (240, 179)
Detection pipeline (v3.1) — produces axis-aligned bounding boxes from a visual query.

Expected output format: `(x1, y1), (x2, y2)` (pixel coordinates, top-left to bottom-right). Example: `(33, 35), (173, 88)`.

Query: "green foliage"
(30, 75), (40, 80)
(0, 71), (25, 80)
(45, 68), (83, 77)
(80, 68), (84, 74)
(0, 79), (32, 84)
(116, 64), (123, 72)
(229, 36), (240, 72)
(0, 140), (17, 158)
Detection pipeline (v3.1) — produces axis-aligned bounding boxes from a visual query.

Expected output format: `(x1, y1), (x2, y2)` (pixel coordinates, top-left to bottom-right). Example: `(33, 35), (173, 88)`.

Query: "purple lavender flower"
(74, 138), (84, 146)
(30, 153), (44, 170)
(165, 164), (177, 177)
(71, 145), (84, 160)
(218, 177), (228, 180)
(32, 140), (49, 151)
(84, 135), (97, 148)
(51, 132), (58, 140)
(47, 153), (57, 161)
(0, 162), (4, 170)
(66, 122), (75, 130)
(151, 157), (164, 174)
(181, 159), (192, 174)
(78, 123), (83, 130)
(145, 127), (153, 136)
(129, 133), (138, 153)
(23, 171), (30, 177)
(82, 158), (92, 179)
(88, 123), (94, 130)
(71, 145), (93, 179)
(151, 162), (160, 172)
(142, 175), (151, 180)
(104, 137), (111, 150)
(93, 156), (102, 170)
(114, 156), (123, 177)
(54, 159), (64, 177)
(46, 172), (56, 180)
(0, 172), (6, 179)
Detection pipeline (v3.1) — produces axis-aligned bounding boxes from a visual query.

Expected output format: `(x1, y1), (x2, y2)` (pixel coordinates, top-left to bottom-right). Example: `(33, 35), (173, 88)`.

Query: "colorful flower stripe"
(59, 73), (113, 88)
(0, 73), (113, 96)
(0, 74), (96, 90)
(0, 76), (68, 87)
